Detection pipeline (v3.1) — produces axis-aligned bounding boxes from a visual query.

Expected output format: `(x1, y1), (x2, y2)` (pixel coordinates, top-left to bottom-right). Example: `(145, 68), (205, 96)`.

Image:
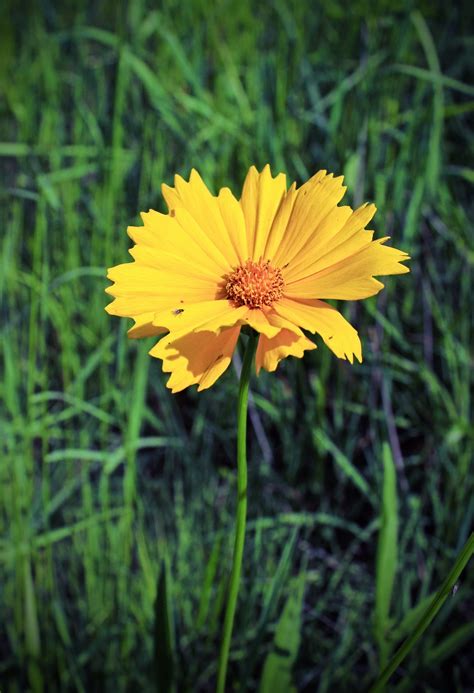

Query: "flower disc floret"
(225, 259), (285, 309)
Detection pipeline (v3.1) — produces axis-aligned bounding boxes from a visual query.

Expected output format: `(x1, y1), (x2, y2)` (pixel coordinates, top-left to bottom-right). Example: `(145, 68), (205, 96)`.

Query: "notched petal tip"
(152, 326), (240, 393)
(256, 328), (317, 373)
(174, 173), (186, 187)
(189, 168), (205, 185)
(104, 298), (130, 317)
(218, 186), (236, 202)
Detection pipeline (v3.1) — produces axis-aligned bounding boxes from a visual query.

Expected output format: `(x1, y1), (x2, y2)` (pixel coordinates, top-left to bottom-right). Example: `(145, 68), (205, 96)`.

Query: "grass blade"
(374, 443), (399, 670)
(369, 533), (474, 692)
(313, 429), (373, 502)
(258, 573), (305, 693)
(425, 621), (474, 667)
(196, 533), (222, 630)
(153, 558), (176, 693)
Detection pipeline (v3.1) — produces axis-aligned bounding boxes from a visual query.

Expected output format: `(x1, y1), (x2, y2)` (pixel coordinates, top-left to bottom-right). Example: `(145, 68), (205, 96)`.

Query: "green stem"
(216, 332), (258, 693)
(369, 532), (474, 692)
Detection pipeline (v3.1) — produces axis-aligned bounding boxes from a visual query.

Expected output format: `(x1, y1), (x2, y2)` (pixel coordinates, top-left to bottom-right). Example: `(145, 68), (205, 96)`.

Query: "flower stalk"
(216, 331), (259, 693)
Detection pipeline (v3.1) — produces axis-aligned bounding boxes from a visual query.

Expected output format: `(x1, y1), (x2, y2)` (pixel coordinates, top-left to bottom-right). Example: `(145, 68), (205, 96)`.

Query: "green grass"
(1, 1), (473, 691)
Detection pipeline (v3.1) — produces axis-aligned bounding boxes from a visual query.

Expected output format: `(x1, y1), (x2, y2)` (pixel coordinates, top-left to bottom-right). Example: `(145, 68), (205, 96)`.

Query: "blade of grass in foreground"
(258, 573), (305, 693)
(369, 532), (474, 692)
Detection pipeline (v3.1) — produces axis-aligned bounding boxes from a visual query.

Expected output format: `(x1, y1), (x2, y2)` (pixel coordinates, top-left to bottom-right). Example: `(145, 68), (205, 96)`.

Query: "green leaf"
(258, 574), (305, 693)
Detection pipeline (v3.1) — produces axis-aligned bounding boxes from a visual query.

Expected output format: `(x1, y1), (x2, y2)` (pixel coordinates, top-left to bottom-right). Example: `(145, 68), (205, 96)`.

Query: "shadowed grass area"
(1, 1), (473, 691)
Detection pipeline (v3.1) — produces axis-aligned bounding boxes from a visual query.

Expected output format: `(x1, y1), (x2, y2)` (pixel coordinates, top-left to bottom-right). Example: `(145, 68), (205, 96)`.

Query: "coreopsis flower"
(105, 166), (409, 392)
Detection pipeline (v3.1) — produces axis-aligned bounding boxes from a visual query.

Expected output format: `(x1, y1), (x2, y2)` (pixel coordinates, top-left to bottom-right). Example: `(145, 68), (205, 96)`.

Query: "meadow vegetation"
(1, 1), (473, 690)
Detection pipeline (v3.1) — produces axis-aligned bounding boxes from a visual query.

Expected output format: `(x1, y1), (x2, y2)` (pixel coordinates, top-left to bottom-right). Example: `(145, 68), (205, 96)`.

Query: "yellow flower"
(106, 165), (409, 392)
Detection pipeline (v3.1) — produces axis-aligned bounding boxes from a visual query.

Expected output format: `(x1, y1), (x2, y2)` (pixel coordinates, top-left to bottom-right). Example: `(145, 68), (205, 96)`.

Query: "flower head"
(106, 165), (409, 392)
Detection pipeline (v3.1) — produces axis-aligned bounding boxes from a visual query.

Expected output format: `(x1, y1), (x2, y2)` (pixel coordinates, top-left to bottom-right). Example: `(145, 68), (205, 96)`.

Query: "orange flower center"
(225, 259), (284, 309)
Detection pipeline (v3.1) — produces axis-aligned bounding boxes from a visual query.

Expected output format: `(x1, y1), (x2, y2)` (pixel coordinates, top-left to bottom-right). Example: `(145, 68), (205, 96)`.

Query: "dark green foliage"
(154, 559), (176, 693)
(1, 1), (473, 691)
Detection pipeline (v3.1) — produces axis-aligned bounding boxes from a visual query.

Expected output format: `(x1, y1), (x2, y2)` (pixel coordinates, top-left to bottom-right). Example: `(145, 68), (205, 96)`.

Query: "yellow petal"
(127, 211), (175, 247)
(105, 295), (171, 317)
(151, 326), (241, 392)
(151, 299), (248, 337)
(240, 165), (287, 261)
(274, 171), (346, 267)
(265, 311), (304, 336)
(285, 239), (410, 300)
(161, 182), (181, 212)
(105, 262), (217, 317)
(129, 209), (225, 277)
(262, 182), (298, 262)
(173, 207), (231, 273)
(127, 312), (166, 339)
(274, 298), (362, 363)
(106, 262), (214, 295)
(162, 169), (240, 267)
(217, 187), (249, 263)
(255, 329), (316, 374)
(284, 203), (376, 282)
(242, 308), (281, 338)
(128, 244), (219, 284)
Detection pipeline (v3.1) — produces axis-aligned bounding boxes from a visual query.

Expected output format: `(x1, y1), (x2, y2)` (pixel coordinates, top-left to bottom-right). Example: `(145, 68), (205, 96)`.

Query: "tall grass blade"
(374, 443), (399, 670)
(369, 533), (474, 692)
(411, 11), (444, 198)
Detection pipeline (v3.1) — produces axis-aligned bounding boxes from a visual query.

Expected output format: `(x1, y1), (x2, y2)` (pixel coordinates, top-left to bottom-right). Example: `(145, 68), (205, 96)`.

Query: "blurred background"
(1, 1), (473, 691)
